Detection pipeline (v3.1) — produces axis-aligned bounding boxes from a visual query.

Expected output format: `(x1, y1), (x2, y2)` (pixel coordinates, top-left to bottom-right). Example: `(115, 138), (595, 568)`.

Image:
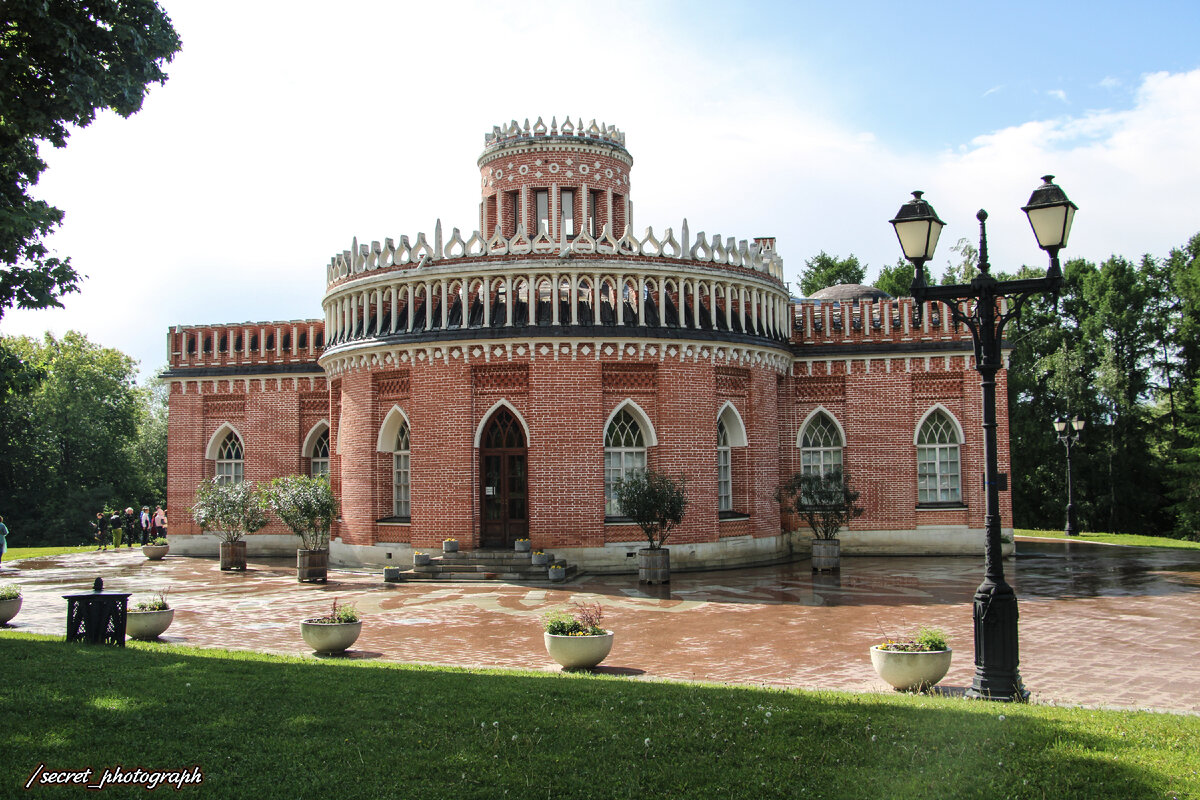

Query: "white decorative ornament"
(519, 165), (529, 175)
(548, 163), (559, 174)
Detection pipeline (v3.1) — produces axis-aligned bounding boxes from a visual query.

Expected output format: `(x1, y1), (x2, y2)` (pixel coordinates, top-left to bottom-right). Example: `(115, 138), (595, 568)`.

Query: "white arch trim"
(796, 406), (847, 449)
(473, 399), (532, 448)
(302, 420), (330, 457)
(376, 405), (412, 452)
(603, 399), (658, 447)
(913, 403), (965, 445)
(204, 422), (244, 460)
(716, 401), (748, 447)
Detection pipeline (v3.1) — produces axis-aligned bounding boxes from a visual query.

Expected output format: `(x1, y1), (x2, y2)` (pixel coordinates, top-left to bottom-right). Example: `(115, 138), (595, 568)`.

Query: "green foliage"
(939, 237), (980, 285)
(777, 468), (864, 540)
(191, 478), (269, 543)
(879, 627), (948, 652)
(872, 257), (916, 297)
(799, 251), (866, 296)
(0, 332), (163, 545)
(613, 468), (688, 549)
(308, 599), (359, 624)
(150, 537), (169, 547)
(0, 585), (20, 600)
(0, 0), (180, 319)
(133, 589), (169, 612)
(264, 474), (338, 551)
(543, 602), (606, 636)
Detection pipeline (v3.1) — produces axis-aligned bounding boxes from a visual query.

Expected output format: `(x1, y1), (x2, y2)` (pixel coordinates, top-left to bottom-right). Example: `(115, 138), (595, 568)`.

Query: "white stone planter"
(142, 544), (169, 561)
(531, 552), (549, 566)
(514, 540), (531, 553)
(413, 553), (431, 567)
(870, 645), (953, 692)
(300, 620), (362, 654)
(442, 540), (459, 553)
(126, 609), (174, 640)
(544, 631), (614, 669)
(0, 596), (22, 625)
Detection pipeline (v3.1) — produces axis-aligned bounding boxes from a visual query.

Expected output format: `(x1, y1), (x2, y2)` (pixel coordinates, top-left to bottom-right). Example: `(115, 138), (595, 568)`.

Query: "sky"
(6, 0), (1200, 379)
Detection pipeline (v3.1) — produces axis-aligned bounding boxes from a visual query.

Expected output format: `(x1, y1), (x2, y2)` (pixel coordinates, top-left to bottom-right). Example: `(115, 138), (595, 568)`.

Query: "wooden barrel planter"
(297, 549), (329, 583)
(219, 540), (247, 571)
(811, 538), (841, 572)
(637, 547), (670, 584)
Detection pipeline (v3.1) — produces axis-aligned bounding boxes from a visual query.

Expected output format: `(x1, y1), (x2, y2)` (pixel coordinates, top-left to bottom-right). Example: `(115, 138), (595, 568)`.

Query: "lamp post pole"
(1054, 417), (1085, 536)
(890, 176), (1078, 702)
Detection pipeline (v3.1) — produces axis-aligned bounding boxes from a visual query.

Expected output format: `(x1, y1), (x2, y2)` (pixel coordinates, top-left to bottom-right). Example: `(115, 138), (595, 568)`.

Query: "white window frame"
(916, 408), (962, 504)
(310, 429), (330, 478)
(604, 408), (646, 517)
(393, 422), (411, 519)
(799, 410), (844, 477)
(717, 420), (732, 512)
(215, 432), (244, 484)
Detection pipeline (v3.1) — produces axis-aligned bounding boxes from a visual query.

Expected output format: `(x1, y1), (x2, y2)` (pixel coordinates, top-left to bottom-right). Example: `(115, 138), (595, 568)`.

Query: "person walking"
(109, 510), (122, 549)
(153, 506), (167, 539)
(0, 515), (9, 567)
(140, 507), (152, 545)
(122, 508), (138, 548)
(92, 512), (110, 550)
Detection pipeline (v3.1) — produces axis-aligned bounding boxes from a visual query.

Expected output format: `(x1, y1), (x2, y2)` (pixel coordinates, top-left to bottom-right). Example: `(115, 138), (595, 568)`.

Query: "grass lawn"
(3, 545), (97, 562)
(1, 634), (1196, 799)
(1016, 529), (1200, 550)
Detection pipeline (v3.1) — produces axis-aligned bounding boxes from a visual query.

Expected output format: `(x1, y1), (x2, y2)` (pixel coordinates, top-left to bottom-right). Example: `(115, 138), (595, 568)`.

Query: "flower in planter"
(542, 602), (606, 636)
(308, 598), (359, 624)
(533, 550), (544, 555)
(0, 585), (20, 601)
(877, 626), (948, 652)
(443, 538), (457, 543)
(133, 589), (170, 612)
(150, 537), (169, 547)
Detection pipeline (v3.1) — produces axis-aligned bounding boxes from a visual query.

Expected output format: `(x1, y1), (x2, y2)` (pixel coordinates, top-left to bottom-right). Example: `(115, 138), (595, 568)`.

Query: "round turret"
(478, 117), (632, 241)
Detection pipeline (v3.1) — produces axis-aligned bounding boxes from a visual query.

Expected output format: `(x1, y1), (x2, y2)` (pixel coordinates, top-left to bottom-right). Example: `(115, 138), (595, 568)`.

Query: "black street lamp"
(890, 175), (1078, 702)
(1053, 417), (1085, 536)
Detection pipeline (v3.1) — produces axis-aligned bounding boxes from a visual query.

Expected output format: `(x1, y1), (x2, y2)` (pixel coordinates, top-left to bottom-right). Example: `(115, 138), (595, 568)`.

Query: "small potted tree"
(126, 590), (174, 640)
(265, 474), (338, 583)
(191, 478), (269, 571)
(542, 602), (612, 669)
(0, 585), (21, 625)
(300, 598), (361, 654)
(614, 468), (688, 584)
(777, 468), (863, 571)
(870, 626), (953, 692)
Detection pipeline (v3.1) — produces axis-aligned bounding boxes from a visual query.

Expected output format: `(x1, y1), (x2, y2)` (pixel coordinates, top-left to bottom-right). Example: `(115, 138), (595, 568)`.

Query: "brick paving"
(2, 538), (1197, 715)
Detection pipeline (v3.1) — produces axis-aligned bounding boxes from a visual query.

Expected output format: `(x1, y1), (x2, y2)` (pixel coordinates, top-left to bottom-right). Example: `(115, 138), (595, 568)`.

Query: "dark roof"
(808, 283), (893, 302)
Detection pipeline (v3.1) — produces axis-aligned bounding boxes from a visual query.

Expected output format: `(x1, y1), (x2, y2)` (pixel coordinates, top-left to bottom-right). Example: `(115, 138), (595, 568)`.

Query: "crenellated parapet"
(482, 116), (626, 151)
(164, 319), (326, 374)
(324, 220), (785, 286)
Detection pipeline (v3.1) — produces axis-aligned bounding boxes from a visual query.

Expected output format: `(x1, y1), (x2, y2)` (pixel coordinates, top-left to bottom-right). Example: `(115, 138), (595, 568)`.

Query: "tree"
(1, 1), (181, 319)
(265, 475), (338, 551)
(613, 468), (688, 550)
(799, 252), (866, 296)
(191, 478), (270, 543)
(873, 257), (917, 297)
(939, 237), (980, 285)
(777, 468), (864, 540)
(0, 331), (157, 544)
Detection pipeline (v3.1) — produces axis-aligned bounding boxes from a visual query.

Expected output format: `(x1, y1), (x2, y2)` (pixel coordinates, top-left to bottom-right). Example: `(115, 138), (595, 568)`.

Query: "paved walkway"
(2, 539), (1198, 714)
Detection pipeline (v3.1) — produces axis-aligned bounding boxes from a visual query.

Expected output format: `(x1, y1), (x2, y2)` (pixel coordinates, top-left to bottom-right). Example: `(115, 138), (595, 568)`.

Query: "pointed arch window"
(800, 413), (843, 476)
(917, 410), (961, 503)
(604, 409), (646, 516)
(310, 429), (330, 478)
(393, 422), (411, 519)
(215, 432), (244, 484)
(717, 419), (732, 512)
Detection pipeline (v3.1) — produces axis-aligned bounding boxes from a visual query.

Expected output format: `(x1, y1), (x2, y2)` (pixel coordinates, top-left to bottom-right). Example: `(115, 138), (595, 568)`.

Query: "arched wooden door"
(479, 408), (528, 548)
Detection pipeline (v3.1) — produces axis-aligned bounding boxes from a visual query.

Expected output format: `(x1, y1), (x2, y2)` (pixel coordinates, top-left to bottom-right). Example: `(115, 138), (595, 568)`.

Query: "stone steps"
(383, 550), (578, 584)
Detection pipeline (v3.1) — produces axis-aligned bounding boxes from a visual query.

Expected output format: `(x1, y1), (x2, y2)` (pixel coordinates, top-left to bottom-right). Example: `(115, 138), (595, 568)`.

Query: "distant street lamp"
(890, 175), (1078, 702)
(1053, 417), (1086, 536)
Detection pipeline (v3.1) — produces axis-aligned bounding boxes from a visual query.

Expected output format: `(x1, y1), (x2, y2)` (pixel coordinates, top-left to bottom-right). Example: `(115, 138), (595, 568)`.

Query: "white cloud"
(5, 1), (1199, 372)
(1048, 89), (1069, 103)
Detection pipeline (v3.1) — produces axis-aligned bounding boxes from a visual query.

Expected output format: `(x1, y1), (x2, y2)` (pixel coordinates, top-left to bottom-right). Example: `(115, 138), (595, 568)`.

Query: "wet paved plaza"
(2, 538), (1198, 714)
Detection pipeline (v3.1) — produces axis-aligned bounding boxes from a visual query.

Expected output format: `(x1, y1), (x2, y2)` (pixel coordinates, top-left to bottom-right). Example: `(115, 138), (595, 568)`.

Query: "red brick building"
(163, 117), (1012, 571)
